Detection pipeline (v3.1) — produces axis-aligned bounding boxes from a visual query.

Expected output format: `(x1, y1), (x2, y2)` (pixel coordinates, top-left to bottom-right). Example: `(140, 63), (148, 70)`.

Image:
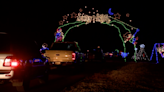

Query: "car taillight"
(3, 56), (19, 67)
(72, 53), (76, 60)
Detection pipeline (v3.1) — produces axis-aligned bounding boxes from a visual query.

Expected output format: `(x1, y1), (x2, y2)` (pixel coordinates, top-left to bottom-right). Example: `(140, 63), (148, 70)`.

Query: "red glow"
(3, 56), (19, 67)
(72, 53), (76, 60)
(11, 61), (18, 67)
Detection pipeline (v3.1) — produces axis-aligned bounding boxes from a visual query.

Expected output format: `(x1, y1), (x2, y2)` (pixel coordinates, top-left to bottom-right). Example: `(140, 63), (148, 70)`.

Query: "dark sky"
(0, 1), (163, 56)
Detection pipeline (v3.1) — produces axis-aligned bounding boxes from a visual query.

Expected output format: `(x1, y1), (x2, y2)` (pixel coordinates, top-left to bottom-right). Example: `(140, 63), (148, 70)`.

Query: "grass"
(61, 62), (164, 92)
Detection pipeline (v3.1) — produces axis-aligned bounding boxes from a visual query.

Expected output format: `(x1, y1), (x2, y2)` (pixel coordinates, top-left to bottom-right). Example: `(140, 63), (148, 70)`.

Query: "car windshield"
(0, 33), (11, 53)
(51, 43), (78, 51)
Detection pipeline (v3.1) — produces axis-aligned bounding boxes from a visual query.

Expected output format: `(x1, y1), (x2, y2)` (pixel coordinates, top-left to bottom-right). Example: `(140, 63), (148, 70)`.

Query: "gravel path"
(61, 62), (164, 92)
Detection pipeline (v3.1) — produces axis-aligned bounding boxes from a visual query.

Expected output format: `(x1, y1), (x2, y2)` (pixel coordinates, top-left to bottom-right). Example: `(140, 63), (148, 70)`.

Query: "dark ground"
(1, 59), (164, 92)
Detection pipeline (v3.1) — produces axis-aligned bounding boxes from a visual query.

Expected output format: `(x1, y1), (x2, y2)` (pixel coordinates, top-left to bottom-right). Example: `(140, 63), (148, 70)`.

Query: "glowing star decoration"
(126, 13), (130, 17)
(129, 20), (132, 22)
(54, 28), (64, 42)
(93, 12), (95, 14)
(114, 13), (121, 19)
(79, 8), (83, 12)
(108, 8), (114, 15)
(62, 15), (68, 20)
(70, 12), (77, 18)
(67, 14), (69, 16)
(96, 10), (98, 12)
(88, 11), (91, 14)
(66, 21), (69, 23)
(59, 20), (64, 25)
(85, 6), (87, 8)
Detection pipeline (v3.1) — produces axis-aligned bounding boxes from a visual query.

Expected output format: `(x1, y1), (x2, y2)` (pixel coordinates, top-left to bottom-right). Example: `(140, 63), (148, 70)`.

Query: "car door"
(12, 38), (46, 78)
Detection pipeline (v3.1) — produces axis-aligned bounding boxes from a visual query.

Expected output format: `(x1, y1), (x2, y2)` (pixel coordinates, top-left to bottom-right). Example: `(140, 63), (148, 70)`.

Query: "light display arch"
(55, 7), (140, 62)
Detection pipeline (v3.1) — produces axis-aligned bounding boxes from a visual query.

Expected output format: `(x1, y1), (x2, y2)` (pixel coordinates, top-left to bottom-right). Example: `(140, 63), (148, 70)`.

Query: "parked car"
(0, 32), (49, 91)
(44, 41), (85, 69)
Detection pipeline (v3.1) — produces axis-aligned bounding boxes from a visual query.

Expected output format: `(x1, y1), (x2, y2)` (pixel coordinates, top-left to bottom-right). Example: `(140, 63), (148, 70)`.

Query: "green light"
(56, 19), (138, 63)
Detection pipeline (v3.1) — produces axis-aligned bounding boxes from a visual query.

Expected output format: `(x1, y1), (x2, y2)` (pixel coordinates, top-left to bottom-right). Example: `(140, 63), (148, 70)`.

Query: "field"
(61, 61), (164, 92)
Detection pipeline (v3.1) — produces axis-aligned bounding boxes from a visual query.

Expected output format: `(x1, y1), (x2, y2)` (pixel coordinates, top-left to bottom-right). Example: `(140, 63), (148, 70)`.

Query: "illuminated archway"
(55, 7), (140, 62)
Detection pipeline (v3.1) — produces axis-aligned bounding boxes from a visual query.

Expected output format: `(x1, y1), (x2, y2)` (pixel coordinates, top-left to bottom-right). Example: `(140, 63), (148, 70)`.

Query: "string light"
(150, 43), (164, 64)
(132, 44), (149, 61)
(56, 7), (140, 62)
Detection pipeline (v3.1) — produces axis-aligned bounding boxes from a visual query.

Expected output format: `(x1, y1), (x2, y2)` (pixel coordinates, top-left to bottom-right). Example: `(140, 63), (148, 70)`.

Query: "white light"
(11, 62), (18, 66)
(140, 44), (145, 48)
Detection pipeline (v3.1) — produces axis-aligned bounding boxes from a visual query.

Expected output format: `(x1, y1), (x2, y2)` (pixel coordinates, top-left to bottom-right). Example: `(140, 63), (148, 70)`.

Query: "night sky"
(0, 1), (163, 57)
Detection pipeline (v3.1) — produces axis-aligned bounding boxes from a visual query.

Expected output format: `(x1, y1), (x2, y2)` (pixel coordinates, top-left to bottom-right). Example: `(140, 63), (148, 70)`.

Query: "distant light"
(140, 44), (145, 48)
(109, 53), (113, 56)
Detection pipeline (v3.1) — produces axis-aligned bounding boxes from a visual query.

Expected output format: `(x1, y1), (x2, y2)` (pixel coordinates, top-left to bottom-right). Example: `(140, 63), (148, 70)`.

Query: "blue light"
(33, 58), (42, 63)
(121, 52), (129, 58)
(150, 43), (164, 64)
(133, 28), (140, 37)
(108, 8), (114, 15)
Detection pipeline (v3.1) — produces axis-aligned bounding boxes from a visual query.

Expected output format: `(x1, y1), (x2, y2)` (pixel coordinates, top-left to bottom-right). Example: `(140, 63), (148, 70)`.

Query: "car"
(0, 32), (49, 90)
(44, 41), (85, 69)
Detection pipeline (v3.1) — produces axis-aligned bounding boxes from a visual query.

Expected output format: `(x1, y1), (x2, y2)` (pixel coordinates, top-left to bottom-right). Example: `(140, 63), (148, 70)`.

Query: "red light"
(11, 61), (18, 67)
(3, 56), (19, 67)
(3, 59), (11, 66)
(72, 53), (76, 60)
(109, 53), (113, 56)
(5, 75), (11, 77)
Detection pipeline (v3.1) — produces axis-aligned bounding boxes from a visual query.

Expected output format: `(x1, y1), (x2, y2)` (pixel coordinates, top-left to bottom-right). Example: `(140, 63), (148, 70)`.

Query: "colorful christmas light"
(150, 43), (164, 64)
(56, 7), (140, 62)
(132, 44), (149, 61)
